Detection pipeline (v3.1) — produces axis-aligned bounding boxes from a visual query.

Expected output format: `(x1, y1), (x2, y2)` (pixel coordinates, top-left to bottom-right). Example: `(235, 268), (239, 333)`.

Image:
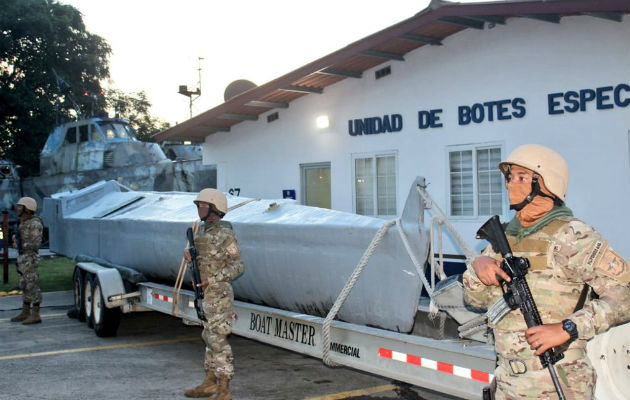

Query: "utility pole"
(178, 57), (204, 119)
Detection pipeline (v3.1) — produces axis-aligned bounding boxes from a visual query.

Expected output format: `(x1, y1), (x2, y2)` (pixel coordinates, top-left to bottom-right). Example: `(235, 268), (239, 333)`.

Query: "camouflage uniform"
(194, 220), (243, 380)
(464, 216), (630, 400)
(17, 215), (43, 304)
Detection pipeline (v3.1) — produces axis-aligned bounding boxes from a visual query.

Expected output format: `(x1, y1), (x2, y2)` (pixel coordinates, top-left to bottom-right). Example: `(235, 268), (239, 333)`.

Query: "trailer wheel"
(84, 273), (95, 329)
(71, 267), (86, 322)
(92, 276), (121, 337)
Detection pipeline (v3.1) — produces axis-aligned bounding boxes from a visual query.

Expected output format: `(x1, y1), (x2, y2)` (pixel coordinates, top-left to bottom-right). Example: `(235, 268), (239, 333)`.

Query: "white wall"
(203, 15), (630, 259)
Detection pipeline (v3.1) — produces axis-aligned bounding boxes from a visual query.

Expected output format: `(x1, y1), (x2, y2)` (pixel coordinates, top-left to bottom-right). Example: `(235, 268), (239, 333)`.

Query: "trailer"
(43, 180), (629, 399)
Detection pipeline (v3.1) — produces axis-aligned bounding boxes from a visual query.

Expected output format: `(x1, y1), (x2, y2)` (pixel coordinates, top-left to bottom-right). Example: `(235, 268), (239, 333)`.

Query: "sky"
(61, 0), (444, 126)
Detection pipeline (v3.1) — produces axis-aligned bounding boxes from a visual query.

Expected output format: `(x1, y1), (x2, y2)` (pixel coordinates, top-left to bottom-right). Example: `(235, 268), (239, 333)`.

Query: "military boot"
(210, 378), (231, 400)
(23, 303), (42, 325)
(184, 371), (218, 398)
(10, 303), (30, 322)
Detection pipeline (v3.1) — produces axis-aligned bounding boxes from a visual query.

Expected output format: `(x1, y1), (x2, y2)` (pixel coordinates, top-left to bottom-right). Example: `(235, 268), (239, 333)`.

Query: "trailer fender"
(76, 262), (125, 308)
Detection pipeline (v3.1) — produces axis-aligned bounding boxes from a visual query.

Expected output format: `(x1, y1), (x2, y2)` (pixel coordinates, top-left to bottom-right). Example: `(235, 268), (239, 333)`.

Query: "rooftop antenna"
(178, 57), (203, 119)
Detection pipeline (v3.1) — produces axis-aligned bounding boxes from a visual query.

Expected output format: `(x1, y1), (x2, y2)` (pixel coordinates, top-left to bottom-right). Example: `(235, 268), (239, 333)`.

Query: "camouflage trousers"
(495, 357), (596, 400)
(17, 253), (42, 304)
(201, 283), (235, 379)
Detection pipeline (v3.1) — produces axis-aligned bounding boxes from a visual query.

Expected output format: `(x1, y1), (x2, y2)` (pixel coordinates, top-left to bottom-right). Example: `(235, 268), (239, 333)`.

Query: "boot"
(210, 378), (231, 400)
(23, 303), (42, 325)
(10, 303), (30, 322)
(184, 371), (218, 398)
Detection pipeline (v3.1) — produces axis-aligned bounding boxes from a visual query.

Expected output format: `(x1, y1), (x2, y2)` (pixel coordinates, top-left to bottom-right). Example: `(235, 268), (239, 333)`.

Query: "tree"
(105, 88), (170, 142)
(0, 0), (111, 176)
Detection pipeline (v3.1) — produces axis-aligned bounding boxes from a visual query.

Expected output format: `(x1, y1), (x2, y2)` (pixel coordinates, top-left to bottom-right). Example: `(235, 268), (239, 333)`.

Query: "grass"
(0, 256), (75, 293)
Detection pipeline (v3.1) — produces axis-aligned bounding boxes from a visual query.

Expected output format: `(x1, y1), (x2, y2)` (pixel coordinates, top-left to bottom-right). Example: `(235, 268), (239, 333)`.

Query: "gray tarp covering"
(44, 179), (429, 332)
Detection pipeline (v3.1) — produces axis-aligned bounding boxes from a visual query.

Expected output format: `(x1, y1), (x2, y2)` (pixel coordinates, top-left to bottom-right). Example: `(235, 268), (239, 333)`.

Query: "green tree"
(105, 88), (170, 142)
(0, 0), (111, 176)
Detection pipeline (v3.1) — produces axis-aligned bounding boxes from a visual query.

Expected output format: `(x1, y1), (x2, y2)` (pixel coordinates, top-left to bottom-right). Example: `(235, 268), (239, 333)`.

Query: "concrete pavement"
(0, 291), (453, 400)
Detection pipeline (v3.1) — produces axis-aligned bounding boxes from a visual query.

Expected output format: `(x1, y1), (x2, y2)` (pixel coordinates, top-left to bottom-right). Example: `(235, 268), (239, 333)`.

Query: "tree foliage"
(105, 88), (170, 142)
(0, 0), (111, 176)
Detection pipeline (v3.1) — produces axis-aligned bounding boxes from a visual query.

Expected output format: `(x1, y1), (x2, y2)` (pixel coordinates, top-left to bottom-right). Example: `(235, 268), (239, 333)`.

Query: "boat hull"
(43, 179), (429, 332)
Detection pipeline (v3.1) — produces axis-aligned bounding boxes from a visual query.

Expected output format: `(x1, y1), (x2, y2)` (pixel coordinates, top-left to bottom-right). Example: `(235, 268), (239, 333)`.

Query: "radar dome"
(224, 79), (257, 101)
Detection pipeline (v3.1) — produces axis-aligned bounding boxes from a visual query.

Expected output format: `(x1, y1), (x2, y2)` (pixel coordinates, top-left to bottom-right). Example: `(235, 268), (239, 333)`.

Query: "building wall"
(203, 15), (630, 259)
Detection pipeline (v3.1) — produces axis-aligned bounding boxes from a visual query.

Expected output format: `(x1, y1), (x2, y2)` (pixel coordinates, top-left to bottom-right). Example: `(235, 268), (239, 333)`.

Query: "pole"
(2, 211), (8, 284)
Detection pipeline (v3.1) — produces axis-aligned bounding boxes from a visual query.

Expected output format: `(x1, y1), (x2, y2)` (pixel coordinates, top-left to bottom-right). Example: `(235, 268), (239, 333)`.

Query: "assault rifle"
(186, 227), (206, 322)
(477, 215), (566, 400)
(14, 221), (22, 255)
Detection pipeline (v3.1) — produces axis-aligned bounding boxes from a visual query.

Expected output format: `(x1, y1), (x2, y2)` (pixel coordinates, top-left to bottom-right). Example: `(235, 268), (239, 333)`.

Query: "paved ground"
(0, 291), (454, 400)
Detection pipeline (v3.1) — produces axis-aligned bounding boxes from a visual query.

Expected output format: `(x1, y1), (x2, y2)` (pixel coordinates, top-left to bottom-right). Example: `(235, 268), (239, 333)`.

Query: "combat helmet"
(17, 197), (37, 212)
(194, 189), (227, 217)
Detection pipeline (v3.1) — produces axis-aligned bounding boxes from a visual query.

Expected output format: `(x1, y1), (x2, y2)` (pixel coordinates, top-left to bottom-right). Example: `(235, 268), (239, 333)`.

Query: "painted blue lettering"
(563, 91), (579, 113)
(365, 118), (373, 135)
(430, 109), (443, 128)
(596, 86), (614, 110)
(374, 117), (383, 134)
(471, 103), (484, 123)
(382, 115), (392, 132)
(579, 89), (596, 111)
(418, 109), (442, 129)
(458, 106), (471, 125)
(418, 111), (431, 129)
(348, 120), (358, 136)
(392, 114), (403, 131)
(483, 101), (496, 121)
(512, 98), (526, 118)
(496, 99), (511, 120)
(548, 92), (563, 115)
(614, 84), (630, 107)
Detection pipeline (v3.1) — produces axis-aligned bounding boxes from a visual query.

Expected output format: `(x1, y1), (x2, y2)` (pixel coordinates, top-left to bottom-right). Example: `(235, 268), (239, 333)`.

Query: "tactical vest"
(494, 217), (586, 332)
(197, 220), (236, 284)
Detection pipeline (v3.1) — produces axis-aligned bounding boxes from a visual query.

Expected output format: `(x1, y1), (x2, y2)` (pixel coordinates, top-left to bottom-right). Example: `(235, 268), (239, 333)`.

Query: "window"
(79, 125), (89, 142)
(448, 145), (504, 217)
(98, 122), (137, 141)
(300, 162), (331, 209)
(64, 127), (77, 144)
(353, 152), (397, 216)
(90, 124), (103, 141)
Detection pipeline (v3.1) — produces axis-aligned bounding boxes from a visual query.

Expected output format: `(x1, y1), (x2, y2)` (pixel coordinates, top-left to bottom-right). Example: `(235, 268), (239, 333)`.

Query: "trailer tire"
(71, 267), (86, 322)
(92, 276), (120, 337)
(84, 273), (95, 329)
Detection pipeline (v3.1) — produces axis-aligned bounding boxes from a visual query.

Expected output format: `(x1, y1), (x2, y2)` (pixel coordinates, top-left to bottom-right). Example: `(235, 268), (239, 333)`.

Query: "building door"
(300, 162), (331, 209)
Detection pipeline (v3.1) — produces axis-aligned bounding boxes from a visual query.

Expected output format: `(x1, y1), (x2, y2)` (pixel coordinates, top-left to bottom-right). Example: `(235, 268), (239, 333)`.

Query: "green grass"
(0, 256), (75, 293)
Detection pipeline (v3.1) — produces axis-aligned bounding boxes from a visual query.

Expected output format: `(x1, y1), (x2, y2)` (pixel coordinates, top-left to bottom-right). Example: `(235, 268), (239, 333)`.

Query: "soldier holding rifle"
(463, 144), (630, 399)
(184, 189), (244, 400)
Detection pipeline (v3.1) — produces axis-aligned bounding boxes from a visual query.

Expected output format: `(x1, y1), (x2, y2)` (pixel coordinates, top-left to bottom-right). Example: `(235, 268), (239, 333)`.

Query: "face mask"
(507, 177), (554, 227)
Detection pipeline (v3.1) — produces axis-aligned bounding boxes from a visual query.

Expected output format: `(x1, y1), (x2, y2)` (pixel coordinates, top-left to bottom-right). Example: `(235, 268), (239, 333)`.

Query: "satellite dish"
(224, 79), (257, 101)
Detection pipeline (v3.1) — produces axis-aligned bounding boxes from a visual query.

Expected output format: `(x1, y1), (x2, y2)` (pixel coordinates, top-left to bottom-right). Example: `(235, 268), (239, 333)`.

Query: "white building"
(157, 0), (630, 262)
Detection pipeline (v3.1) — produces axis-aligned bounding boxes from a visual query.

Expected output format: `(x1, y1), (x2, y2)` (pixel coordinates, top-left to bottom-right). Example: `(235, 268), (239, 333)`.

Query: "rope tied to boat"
(322, 184), (481, 365)
(322, 218), (397, 366)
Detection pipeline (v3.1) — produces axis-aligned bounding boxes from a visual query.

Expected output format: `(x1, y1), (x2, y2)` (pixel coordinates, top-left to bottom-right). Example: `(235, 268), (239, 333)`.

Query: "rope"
(417, 186), (476, 262)
(322, 219), (397, 366)
(319, 185), (492, 364)
(171, 221), (200, 316)
(227, 198), (260, 212)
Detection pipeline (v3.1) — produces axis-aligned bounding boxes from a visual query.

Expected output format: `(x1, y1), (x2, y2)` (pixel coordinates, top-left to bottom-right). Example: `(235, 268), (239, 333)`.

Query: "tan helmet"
(17, 197), (37, 212)
(499, 144), (569, 200)
(194, 188), (227, 214)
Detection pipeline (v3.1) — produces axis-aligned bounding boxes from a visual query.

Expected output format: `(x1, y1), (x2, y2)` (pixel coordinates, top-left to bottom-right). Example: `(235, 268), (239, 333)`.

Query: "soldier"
(10, 197), (44, 325)
(184, 189), (243, 400)
(463, 144), (630, 399)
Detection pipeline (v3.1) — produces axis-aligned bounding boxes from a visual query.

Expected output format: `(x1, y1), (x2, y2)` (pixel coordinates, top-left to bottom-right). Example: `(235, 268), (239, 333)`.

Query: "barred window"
(353, 153), (397, 216)
(448, 145), (503, 217)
